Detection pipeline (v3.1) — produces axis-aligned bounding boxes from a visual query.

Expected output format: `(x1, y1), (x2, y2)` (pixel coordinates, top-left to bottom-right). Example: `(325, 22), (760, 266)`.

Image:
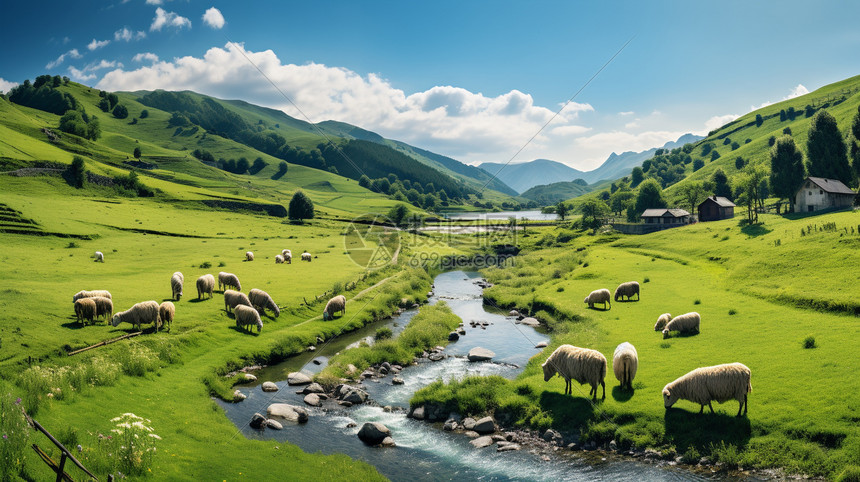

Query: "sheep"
(322, 295), (346, 321)
(218, 272), (241, 292)
(662, 312), (700, 339)
(93, 251), (104, 263)
(614, 281), (640, 302)
(662, 362), (752, 417)
(301, 251), (312, 262)
(275, 254), (285, 264)
(234, 305), (263, 333)
(74, 298), (97, 325)
(282, 249), (292, 258)
(654, 313), (672, 331)
(158, 301), (175, 332)
(171, 272), (184, 301)
(541, 344), (607, 399)
(246, 251), (254, 262)
(249, 288), (280, 318)
(612, 342), (639, 390)
(583, 288), (611, 310)
(197, 274), (215, 300)
(91, 296), (113, 322)
(72, 290), (112, 303)
(111, 300), (160, 331)
(284, 252), (292, 264)
(224, 289), (252, 313)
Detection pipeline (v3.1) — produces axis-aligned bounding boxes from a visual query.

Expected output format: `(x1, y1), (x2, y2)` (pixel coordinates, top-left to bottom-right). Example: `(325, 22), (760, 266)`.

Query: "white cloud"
(146, 0), (163, 4)
(88, 38), (110, 51)
(618, 111), (634, 116)
(700, 114), (740, 135)
(202, 7), (225, 29)
(86, 60), (123, 72)
(624, 120), (640, 129)
(115, 27), (146, 41)
(68, 66), (97, 82)
(46, 49), (82, 69)
(151, 7), (191, 31)
(750, 83), (812, 111)
(551, 125), (592, 136)
(0, 78), (18, 93)
(63, 36), (70, 44)
(133, 52), (159, 63)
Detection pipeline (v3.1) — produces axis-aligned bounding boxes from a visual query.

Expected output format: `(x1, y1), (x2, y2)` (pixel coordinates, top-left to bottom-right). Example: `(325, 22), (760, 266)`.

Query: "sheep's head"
(272, 305), (280, 317)
(110, 314), (120, 327)
(256, 320), (263, 333)
(662, 328), (670, 339)
(662, 386), (678, 408)
(583, 296), (589, 304)
(541, 361), (556, 382)
(323, 312), (331, 321)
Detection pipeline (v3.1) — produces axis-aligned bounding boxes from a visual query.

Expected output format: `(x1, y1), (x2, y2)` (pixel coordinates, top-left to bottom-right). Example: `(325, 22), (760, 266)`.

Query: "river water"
(442, 210), (558, 221)
(218, 271), (715, 481)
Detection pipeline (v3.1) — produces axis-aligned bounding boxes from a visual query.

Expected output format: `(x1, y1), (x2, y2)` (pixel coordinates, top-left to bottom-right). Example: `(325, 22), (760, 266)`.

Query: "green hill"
(520, 179), (594, 204)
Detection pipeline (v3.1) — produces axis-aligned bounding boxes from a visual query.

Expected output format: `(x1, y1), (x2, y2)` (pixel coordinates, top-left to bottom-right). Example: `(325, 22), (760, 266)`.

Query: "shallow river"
(218, 271), (717, 481)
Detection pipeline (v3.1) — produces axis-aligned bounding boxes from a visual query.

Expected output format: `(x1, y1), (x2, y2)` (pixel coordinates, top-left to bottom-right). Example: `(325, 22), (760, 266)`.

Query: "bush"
(375, 327), (393, 340)
(803, 335), (816, 349)
(288, 190), (315, 221)
(835, 465), (860, 482)
(728, 309), (737, 315)
(139, 109), (149, 119)
(0, 393), (30, 481)
(112, 104), (129, 119)
(694, 299), (701, 305)
(200, 261), (212, 269)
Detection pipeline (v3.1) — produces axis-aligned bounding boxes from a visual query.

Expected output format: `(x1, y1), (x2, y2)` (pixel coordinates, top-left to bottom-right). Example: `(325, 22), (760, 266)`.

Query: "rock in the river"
(456, 327), (466, 335)
(380, 362), (391, 372)
(357, 422), (391, 445)
(410, 406), (425, 420)
(473, 416), (496, 434)
(381, 436), (396, 447)
(392, 376), (404, 385)
(467, 347), (495, 362)
(249, 413), (267, 429)
(303, 393), (321, 407)
(463, 430), (479, 438)
(443, 419), (457, 431)
(266, 419), (283, 430)
(497, 443), (521, 452)
(232, 389), (247, 401)
(462, 417), (477, 430)
(311, 357), (325, 365)
(287, 372), (312, 385)
(470, 436), (494, 448)
(302, 383), (325, 394)
(509, 310), (520, 317)
(428, 352), (444, 362)
(243, 373), (257, 382)
(261, 381), (279, 392)
(267, 403), (309, 423)
(448, 331), (460, 341)
(535, 341), (548, 348)
(341, 387), (369, 405)
(519, 317), (540, 327)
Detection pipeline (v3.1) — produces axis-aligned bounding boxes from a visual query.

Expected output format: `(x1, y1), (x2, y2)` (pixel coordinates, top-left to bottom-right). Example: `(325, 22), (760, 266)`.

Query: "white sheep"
(612, 342), (638, 390)
(72, 290), (112, 303)
(218, 271), (241, 292)
(662, 312), (700, 339)
(91, 296), (113, 322)
(224, 289), (252, 313)
(197, 274), (215, 300)
(234, 305), (263, 333)
(171, 272), (184, 301)
(74, 298), (97, 325)
(246, 251), (254, 262)
(284, 252), (292, 264)
(322, 295), (346, 321)
(583, 288), (611, 310)
(301, 252), (312, 262)
(282, 249), (292, 258)
(654, 313), (672, 331)
(663, 362), (752, 417)
(93, 251), (104, 263)
(159, 301), (175, 332)
(614, 281), (640, 301)
(275, 254), (285, 264)
(249, 288), (280, 318)
(541, 344), (607, 399)
(111, 300), (160, 331)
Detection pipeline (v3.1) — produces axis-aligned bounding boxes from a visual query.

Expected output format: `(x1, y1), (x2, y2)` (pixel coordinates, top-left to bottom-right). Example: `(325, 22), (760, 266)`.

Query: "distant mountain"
(520, 179), (592, 204)
(585, 133), (703, 184)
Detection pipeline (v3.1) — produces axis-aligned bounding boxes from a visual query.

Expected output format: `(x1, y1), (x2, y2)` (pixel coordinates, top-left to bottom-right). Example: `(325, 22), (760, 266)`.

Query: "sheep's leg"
(708, 401), (714, 413)
(699, 405), (704, 414)
(601, 381), (606, 399)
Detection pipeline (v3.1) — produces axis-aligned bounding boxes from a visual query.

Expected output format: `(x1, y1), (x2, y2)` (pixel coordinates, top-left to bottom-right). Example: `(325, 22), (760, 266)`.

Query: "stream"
(218, 271), (718, 481)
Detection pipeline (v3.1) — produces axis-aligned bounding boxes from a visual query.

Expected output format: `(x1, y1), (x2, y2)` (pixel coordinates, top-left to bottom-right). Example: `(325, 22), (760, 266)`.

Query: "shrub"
(728, 309), (737, 315)
(556, 286), (564, 292)
(681, 445), (701, 464)
(694, 299), (701, 305)
(643, 277), (650, 283)
(199, 261), (212, 269)
(375, 327), (393, 340)
(101, 413), (160, 475)
(0, 393), (30, 481)
(112, 104), (129, 119)
(835, 465), (860, 482)
(139, 109), (149, 119)
(803, 336), (816, 349)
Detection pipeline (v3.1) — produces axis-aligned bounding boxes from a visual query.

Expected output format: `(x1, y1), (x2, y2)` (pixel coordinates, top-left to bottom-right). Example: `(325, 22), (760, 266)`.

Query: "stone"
(379, 366), (389, 376)
(543, 429), (561, 442)
(307, 345), (316, 351)
(267, 403), (309, 423)
(243, 373), (257, 382)
(303, 393), (321, 407)
(567, 443), (580, 451)
(462, 417), (477, 430)
(339, 401), (353, 407)
(448, 331), (460, 341)
(302, 383), (325, 394)
(509, 310), (520, 317)
(232, 390), (247, 401)
(609, 440), (618, 451)
(383, 406), (392, 413)
(473, 416), (495, 434)
(443, 420), (457, 431)
(266, 419), (283, 430)
(341, 388), (368, 405)
(463, 430), (479, 438)
(456, 327), (466, 335)
(492, 435), (506, 442)
(311, 357), (325, 365)
(249, 413), (267, 429)
(468, 347), (495, 362)
(470, 436), (494, 448)
(392, 377), (404, 385)
(380, 362), (391, 372)
(360, 370), (375, 379)
(428, 353), (444, 362)
(287, 372), (312, 386)
(535, 341), (548, 348)
(357, 422), (391, 446)
(520, 317), (540, 327)
(381, 436), (396, 447)
(346, 364), (358, 375)
(346, 421), (357, 428)
(497, 443), (521, 452)
(410, 406), (425, 420)
(261, 381), (279, 392)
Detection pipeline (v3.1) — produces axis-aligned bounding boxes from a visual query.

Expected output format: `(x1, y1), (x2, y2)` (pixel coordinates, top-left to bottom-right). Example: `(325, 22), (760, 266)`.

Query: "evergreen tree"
(711, 169), (732, 199)
(288, 190), (315, 221)
(806, 110), (852, 186)
(68, 156), (86, 188)
(133, 147), (141, 159)
(769, 136), (806, 204)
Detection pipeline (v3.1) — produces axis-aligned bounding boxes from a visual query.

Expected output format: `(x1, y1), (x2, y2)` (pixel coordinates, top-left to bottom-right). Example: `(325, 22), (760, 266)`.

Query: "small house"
(641, 208), (691, 225)
(697, 196), (735, 222)
(792, 177), (856, 213)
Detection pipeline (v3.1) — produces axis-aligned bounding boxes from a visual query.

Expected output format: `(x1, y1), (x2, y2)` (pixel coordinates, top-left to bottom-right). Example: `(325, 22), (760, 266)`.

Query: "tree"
(609, 190), (634, 215)
(288, 190), (315, 221)
(735, 157), (745, 170)
(736, 165), (767, 224)
(850, 106), (860, 178)
(580, 198), (610, 228)
(277, 161), (288, 175)
(556, 201), (569, 221)
(678, 181), (706, 215)
(140, 109), (149, 119)
(693, 159), (704, 172)
(251, 157), (267, 174)
(107, 93), (118, 109)
(98, 97), (111, 112)
(755, 114), (763, 127)
(133, 147), (141, 159)
(769, 136), (806, 208)
(631, 166), (644, 187)
(806, 110), (852, 186)
(711, 169), (732, 199)
(358, 174), (371, 188)
(783, 127), (792, 136)
(387, 203), (409, 226)
(710, 150), (721, 161)
(68, 156), (86, 188)
(236, 157), (249, 174)
(634, 178), (667, 215)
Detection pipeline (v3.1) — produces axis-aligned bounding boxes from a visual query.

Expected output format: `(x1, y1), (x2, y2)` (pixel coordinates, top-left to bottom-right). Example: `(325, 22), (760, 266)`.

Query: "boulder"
(311, 357), (325, 365)
(381, 436), (396, 447)
(520, 317), (540, 327)
(243, 373), (257, 382)
(535, 341), (548, 348)
(232, 390), (247, 401)
(267, 403), (309, 423)
(509, 310), (520, 317)
(302, 383), (325, 394)
(456, 327), (466, 335)
(380, 362), (391, 372)
(428, 353), (444, 362)
(357, 422), (391, 446)
(470, 436), (494, 448)
(473, 416), (495, 434)
(497, 443), (521, 452)
(463, 430), (479, 438)
(266, 419), (283, 430)
(410, 406), (425, 420)
(303, 393), (321, 407)
(341, 388), (368, 405)
(462, 417), (477, 430)
(467, 347), (495, 362)
(543, 429), (561, 442)
(443, 419), (457, 431)
(249, 413), (267, 429)
(261, 381), (279, 392)
(448, 331), (460, 341)
(392, 377), (405, 385)
(287, 372), (312, 386)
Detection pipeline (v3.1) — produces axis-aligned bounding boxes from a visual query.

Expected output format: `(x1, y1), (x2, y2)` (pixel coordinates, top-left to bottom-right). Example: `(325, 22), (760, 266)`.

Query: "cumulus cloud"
(68, 66), (97, 82)
(46, 49), (82, 69)
(146, 0), (163, 4)
(700, 114), (740, 135)
(151, 7), (191, 31)
(86, 60), (123, 72)
(202, 7), (225, 29)
(551, 125), (592, 136)
(618, 111), (634, 116)
(0, 77), (18, 93)
(750, 83), (812, 111)
(88, 38), (110, 51)
(133, 52), (159, 63)
(115, 27), (146, 41)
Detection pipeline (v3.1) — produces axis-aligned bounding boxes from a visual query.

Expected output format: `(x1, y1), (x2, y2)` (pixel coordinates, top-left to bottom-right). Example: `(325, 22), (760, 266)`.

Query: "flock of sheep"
(543, 281), (751, 417)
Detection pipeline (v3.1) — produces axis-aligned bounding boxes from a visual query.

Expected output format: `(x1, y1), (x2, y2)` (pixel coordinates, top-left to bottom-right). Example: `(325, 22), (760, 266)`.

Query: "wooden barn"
(792, 177), (856, 213)
(697, 196), (735, 222)
(641, 208), (691, 226)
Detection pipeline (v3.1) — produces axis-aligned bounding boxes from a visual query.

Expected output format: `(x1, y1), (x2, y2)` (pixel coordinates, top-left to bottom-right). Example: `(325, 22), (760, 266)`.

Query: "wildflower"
(15, 397), (21, 405)
(3, 434), (7, 440)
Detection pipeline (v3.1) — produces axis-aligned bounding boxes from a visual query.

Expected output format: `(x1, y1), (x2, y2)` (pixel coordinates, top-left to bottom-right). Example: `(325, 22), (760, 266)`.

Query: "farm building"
(697, 196), (735, 222)
(641, 208), (691, 225)
(792, 177), (856, 213)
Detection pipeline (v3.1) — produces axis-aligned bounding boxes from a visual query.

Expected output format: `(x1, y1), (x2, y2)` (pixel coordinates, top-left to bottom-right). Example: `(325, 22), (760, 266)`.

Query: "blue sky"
(1, 0), (859, 170)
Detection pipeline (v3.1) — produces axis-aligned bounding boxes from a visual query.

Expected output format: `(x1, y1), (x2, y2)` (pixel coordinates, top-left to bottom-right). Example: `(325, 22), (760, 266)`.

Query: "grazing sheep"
(614, 281), (640, 301)
(322, 295), (346, 321)
(249, 288), (280, 318)
(612, 342), (639, 390)
(246, 251), (254, 262)
(583, 288), (611, 310)
(541, 344), (607, 399)
(663, 362), (752, 417)
(158, 301), (175, 332)
(224, 289), (252, 313)
(275, 254), (285, 264)
(301, 252), (312, 262)
(93, 251), (104, 263)
(72, 290), (112, 303)
(91, 296), (113, 322)
(282, 249), (292, 258)
(284, 252), (292, 264)
(74, 298), (97, 325)
(662, 312), (700, 338)
(197, 274), (215, 300)
(654, 313), (672, 331)
(234, 305), (263, 333)
(111, 300), (160, 331)
(218, 272), (241, 292)
(171, 272), (184, 301)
